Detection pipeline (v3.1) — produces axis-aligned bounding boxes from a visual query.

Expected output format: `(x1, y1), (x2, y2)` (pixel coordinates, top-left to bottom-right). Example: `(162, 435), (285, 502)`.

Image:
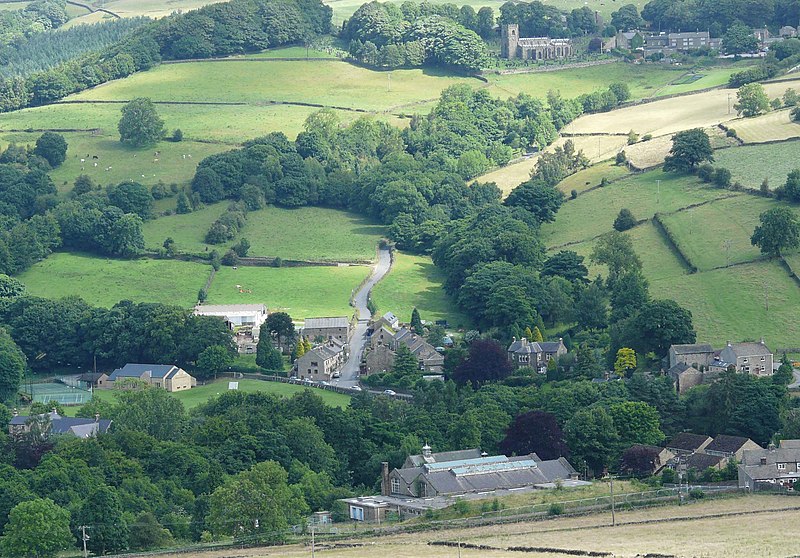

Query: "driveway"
(337, 247), (391, 388)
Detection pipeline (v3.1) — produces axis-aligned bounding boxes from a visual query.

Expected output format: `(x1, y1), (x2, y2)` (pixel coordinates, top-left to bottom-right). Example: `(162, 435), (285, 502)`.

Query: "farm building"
(302, 316), (352, 343)
(501, 24), (574, 60)
(9, 410), (112, 439)
(194, 303), (268, 353)
(107, 363), (196, 392)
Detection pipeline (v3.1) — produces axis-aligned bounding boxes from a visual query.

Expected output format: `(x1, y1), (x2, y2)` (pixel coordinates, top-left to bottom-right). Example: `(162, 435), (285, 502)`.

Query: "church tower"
(501, 24), (519, 59)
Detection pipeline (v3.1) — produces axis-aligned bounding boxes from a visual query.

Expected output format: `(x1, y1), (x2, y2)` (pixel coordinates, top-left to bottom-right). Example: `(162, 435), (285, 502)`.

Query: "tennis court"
(21, 382), (92, 405)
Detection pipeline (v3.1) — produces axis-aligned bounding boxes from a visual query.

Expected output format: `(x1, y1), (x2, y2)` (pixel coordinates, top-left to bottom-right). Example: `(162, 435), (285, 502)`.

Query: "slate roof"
(726, 342), (771, 357)
(108, 363), (180, 381)
(77, 372), (106, 383)
(705, 435), (755, 455)
(684, 452), (724, 471)
(507, 338), (563, 355)
(667, 362), (698, 380)
(666, 432), (712, 452)
(10, 411), (112, 438)
(406, 448), (482, 467)
(670, 344), (714, 355)
(741, 446), (800, 481)
(394, 328), (443, 363)
(304, 317), (350, 329)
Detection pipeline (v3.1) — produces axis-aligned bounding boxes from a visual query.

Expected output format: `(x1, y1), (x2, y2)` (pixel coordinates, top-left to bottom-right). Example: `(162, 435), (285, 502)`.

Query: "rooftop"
(194, 304), (267, 315)
(109, 363), (180, 381)
(666, 432), (712, 452)
(10, 411), (112, 438)
(304, 317), (350, 329)
(705, 435), (757, 455)
(670, 344), (714, 355)
(725, 341), (772, 357)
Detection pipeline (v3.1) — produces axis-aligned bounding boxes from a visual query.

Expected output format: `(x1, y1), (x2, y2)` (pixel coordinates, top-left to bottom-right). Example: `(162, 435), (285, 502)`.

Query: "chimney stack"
(380, 462), (390, 496)
(12, 407), (18, 417)
(95, 413), (100, 423)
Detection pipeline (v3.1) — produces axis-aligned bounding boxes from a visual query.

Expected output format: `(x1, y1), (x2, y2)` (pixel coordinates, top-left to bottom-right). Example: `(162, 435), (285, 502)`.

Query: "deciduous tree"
(499, 410), (569, 459)
(118, 97), (165, 147)
(0, 498), (73, 558)
(663, 129), (713, 173)
(751, 206), (800, 256)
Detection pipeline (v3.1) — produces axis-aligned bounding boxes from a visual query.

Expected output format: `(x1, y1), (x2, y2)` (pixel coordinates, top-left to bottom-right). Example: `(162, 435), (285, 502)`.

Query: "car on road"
(383, 389), (397, 396)
(350, 385), (362, 391)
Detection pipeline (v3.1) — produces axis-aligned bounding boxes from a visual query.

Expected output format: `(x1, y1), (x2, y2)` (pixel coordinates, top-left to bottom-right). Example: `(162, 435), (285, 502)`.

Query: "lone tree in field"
(118, 97), (165, 147)
(751, 206), (800, 256)
(663, 128), (713, 173)
(33, 132), (67, 168)
(613, 208), (637, 231)
(735, 83), (770, 117)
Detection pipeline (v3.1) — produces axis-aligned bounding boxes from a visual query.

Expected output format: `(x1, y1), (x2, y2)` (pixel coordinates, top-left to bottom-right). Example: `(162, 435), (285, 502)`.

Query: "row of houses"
(666, 340), (774, 394)
(613, 26), (798, 57)
(363, 313), (445, 376)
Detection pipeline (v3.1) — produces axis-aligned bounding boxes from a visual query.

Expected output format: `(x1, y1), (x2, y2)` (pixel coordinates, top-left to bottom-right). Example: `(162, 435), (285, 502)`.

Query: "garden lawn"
(370, 251), (470, 329)
(205, 264), (370, 319)
(143, 205), (384, 261)
(653, 260), (800, 349)
(542, 170), (730, 248)
(69, 60), (478, 111)
(78, 379), (351, 412)
(658, 194), (779, 271)
(713, 141), (800, 190)
(17, 253), (209, 308)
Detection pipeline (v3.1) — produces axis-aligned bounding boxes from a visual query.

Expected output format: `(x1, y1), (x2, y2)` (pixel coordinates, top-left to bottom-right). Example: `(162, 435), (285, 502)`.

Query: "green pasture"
(0, 1), (30, 10)
(556, 161), (630, 196)
(542, 170), (730, 248)
(0, 102), (383, 144)
(205, 264), (370, 319)
(71, 379), (351, 414)
(652, 65), (745, 96)
(144, 205), (384, 262)
(240, 46), (340, 59)
(86, 0), (227, 18)
(659, 195), (779, 271)
(70, 60), (476, 112)
(713, 142), (800, 190)
(653, 260), (800, 349)
(370, 251), (470, 328)
(17, 253), (209, 308)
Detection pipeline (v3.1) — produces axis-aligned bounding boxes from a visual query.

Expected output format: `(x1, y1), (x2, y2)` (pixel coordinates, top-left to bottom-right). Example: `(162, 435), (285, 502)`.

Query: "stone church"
(501, 24), (573, 60)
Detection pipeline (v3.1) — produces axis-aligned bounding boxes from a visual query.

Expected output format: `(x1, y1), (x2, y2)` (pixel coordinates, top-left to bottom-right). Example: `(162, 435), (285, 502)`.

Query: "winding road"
(337, 247), (392, 388)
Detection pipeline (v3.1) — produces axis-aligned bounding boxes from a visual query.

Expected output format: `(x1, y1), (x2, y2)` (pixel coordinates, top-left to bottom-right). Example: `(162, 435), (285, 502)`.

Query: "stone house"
(507, 337), (567, 373)
(779, 26), (797, 38)
(501, 24), (574, 60)
(302, 316), (352, 343)
(668, 343), (715, 369)
(667, 433), (762, 473)
(364, 344), (395, 375)
(295, 339), (346, 382)
(719, 340), (773, 376)
(392, 328), (444, 373)
(666, 432), (713, 456)
(739, 441), (800, 490)
(9, 410), (112, 439)
(704, 434), (762, 461)
(668, 362), (704, 394)
(106, 364), (196, 392)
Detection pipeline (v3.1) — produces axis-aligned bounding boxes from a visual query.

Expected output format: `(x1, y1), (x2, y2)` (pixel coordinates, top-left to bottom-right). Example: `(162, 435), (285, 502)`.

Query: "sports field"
(17, 253), (209, 308)
(370, 251), (470, 328)
(713, 141), (800, 190)
(205, 264), (370, 319)
(143, 205), (384, 261)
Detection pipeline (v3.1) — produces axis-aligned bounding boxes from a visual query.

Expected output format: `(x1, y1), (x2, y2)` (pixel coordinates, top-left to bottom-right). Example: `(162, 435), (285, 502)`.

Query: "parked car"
(383, 389), (396, 396)
(350, 385), (362, 392)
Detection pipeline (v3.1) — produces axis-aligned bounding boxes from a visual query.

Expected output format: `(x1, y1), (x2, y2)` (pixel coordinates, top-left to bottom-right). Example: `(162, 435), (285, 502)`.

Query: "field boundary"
(650, 214), (697, 274)
(778, 256), (800, 289)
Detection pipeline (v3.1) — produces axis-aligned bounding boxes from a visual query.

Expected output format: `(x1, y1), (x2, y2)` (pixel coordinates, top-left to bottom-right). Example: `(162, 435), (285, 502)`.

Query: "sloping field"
(143, 205), (384, 262)
(658, 194), (777, 271)
(654, 260), (800, 348)
(713, 141), (800, 190)
(622, 134), (673, 169)
(556, 161), (630, 196)
(564, 78), (800, 137)
(17, 253), (209, 308)
(542, 170), (730, 248)
(87, 0), (226, 18)
(370, 251), (470, 328)
(731, 109), (800, 143)
(70, 61), (477, 112)
(206, 265), (370, 319)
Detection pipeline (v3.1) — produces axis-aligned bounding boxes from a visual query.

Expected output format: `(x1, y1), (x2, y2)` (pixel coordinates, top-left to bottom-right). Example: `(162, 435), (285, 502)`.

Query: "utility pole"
(723, 239), (733, 267)
(764, 281), (769, 312)
(609, 475), (616, 526)
(311, 524), (315, 558)
(657, 178), (661, 206)
(387, 72), (391, 93)
(728, 93), (732, 115)
(80, 526), (89, 558)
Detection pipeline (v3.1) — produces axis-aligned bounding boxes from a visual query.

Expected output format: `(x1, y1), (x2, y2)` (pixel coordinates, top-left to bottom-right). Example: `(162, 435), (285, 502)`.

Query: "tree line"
(0, 0), (333, 112)
(0, 1), (68, 47)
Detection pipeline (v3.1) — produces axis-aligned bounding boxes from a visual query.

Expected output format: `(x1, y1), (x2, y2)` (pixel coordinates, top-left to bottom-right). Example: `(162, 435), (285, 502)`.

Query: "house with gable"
(302, 316), (352, 343)
(719, 340), (773, 376)
(363, 317), (444, 375)
(295, 339), (346, 382)
(9, 409), (112, 439)
(106, 364), (196, 392)
(739, 440), (800, 490)
(507, 337), (567, 373)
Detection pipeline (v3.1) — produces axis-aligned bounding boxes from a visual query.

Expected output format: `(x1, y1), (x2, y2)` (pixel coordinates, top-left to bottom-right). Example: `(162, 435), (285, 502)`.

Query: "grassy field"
(556, 161), (630, 196)
(371, 251), (469, 328)
(86, 0), (226, 18)
(17, 253), (209, 308)
(733, 109), (800, 143)
(623, 133), (673, 169)
(654, 260), (800, 348)
(542, 170), (730, 248)
(143, 205), (384, 261)
(713, 141), (800, 190)
(71, 379), (351, 415)
(0, 1), (30, 10)
(659, 194), (779, 271)
(564, 78), (800, 137)
(205, 264), (369, 319)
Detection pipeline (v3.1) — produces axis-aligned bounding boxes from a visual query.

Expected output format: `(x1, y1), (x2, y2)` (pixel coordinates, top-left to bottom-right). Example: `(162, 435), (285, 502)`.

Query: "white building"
(194, 304), (268, 343)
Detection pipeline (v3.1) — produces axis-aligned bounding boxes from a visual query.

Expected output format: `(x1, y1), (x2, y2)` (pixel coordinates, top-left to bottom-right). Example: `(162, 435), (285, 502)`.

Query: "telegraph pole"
(311, 524), (315, 558)
(609, 475), (616, 526)
(80, 526), (89, 558)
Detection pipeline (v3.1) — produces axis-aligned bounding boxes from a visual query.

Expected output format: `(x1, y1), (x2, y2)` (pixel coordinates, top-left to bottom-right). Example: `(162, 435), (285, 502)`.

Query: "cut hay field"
(658, 194), (777, 271)
(143, 205), (384, 262)
(155, 495), (800, 558)
(541, 170), (730, 248)
(370, 251), (470, 328)
(622, 134), (673, 169)
(556, 161), (630, 196)
(17, 253), (209, 308)
(88, 378), (351, 410)
(205, 265), (370, 319)
(654, 260), (800, 347)
(732, 109), (800, 143)
(713, 141), (800, 190)
(564, 78), (800, 137)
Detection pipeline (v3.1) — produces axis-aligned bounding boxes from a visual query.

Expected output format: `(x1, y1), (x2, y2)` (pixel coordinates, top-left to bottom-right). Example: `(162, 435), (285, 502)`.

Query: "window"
(391, 478), (400, 494)
(743, 358), (748, 363)
(761, 356), (765, 361)
(350, 506), (364, 521)
(778, 463), (787, 470)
